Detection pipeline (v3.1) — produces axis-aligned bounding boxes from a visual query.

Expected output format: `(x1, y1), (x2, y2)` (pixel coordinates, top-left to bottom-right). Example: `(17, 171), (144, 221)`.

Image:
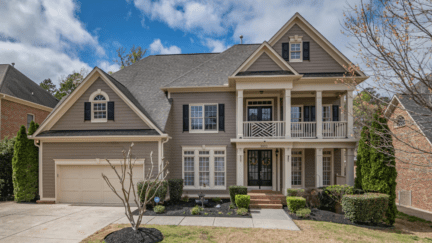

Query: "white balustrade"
(291, 122), (317, 138)
(243, 121), (285, 138)
(322, 121), (348, 138)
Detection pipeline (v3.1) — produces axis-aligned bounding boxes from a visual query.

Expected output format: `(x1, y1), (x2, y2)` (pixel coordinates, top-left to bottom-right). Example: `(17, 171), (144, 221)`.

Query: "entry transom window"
(292, 150), (304, 187)
(183, 146), (226, 189)
(90, 90), (109, 122)
(323, 150), (333, 186)
(190, 104), (218, 132)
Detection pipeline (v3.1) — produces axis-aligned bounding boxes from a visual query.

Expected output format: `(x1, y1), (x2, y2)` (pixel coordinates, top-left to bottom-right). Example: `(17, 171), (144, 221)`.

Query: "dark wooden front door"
(248, 150), (272, 188)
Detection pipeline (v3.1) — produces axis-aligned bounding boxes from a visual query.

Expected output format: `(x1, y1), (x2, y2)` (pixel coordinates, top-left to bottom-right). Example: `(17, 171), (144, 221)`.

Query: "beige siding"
(165, 92), (236, 195)
(272, 24), (346, 73)
(51, 78), (150, 130)
(42, 141), (159, 199)
(246, 53), (282, 72)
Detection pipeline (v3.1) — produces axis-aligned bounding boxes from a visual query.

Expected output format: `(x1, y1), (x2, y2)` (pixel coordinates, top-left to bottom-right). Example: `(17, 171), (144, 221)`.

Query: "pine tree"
(355, 126), (370, 190)
(362, 111), (397, 225)
(27, 121), (39, 198)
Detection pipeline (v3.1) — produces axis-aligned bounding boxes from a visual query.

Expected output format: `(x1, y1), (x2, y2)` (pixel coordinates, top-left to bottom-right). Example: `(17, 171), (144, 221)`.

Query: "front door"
(248, 150), (272, 188)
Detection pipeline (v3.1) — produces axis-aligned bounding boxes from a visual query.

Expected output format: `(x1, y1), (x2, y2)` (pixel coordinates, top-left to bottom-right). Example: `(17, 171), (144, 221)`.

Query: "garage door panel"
(60, 178), (81, 191)
(82, 178), (103, 192)
(61, 191), (81, 203)
(61, 167), (82, 179)
(82, 191), (103, 204)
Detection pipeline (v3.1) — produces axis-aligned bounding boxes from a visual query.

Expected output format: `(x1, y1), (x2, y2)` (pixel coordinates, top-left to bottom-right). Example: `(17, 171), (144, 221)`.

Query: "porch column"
(346, 148), (355, 186)
(347, 90), (354, 138)
(316, 91), (323, 139)
(236, 148), (244, 186)
(284, 89), (291, 138)
(316, 148), (323, 187)
(284, 148), (292, 196)
(237, 90), (244, 139)
(340, 93), (345, 122)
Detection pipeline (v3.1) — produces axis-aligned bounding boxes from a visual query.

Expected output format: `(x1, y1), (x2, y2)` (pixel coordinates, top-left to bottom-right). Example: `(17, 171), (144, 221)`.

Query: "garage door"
(58, 165), (144, 205)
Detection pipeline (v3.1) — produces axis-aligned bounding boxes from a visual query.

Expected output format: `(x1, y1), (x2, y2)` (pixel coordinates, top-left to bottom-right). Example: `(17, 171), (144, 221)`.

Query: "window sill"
(91, 119), (108, 123)
(289, 59), (303, 63)
(183, 186), (226, 190)
(189, 130), (219, 134)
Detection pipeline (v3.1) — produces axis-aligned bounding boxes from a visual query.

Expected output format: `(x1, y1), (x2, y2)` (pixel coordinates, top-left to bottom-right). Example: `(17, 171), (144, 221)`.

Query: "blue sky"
(0, 0), (362, 84)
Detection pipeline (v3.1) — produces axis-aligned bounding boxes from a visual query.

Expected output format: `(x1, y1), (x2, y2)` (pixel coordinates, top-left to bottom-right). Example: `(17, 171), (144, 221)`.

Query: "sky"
(0, 0), (362, 85)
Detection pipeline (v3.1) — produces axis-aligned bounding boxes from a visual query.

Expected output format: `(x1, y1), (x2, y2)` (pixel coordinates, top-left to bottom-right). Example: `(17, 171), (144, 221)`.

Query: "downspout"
(161, 136), (171, 178)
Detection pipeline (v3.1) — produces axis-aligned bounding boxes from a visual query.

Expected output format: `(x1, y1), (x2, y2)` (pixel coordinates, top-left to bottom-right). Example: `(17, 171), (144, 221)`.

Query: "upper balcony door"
(248, 106), (272, 122)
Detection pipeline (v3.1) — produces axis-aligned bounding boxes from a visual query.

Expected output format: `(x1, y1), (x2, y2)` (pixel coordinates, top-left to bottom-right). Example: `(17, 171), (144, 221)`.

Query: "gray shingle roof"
(398, 95), (432, 144)
(37, 129), (159, 137)
(0, 64), (58, 108)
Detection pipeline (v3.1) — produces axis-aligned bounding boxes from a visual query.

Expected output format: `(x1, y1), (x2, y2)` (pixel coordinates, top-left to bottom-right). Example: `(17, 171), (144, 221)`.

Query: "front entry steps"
(248, 190), (285, 209)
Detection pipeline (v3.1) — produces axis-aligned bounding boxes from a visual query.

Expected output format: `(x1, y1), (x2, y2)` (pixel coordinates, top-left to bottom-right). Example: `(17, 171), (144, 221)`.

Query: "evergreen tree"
(27, 121), (39, 198)
(362, 111), (397, 225)
(355, 126), (370, 190)
(12, 126), (36, 201)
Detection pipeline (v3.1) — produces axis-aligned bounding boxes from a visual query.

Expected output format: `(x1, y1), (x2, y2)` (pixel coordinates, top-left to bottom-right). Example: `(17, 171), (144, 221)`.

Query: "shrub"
(296, 208), (311, 218)
(168, 179), (183, 203)
(235, 195), (250, 209)
(212, 197), (221, 203)
(0, 137), (15, 201)
(286, 196), (306, 213)
(229, 203), (235, 209)
(342, 193), (389, 224)
(229, 186), (247, 204)
(137, 180), (168, 204)
(300, 188), (322, 208)
(236, 208), (248, 216)
(153, 205), (165, 214)
(325, 185), (355, 204)
(181, 196), (189, 202)
(287, 188), (304, 197)
(191, 205), (202, 215)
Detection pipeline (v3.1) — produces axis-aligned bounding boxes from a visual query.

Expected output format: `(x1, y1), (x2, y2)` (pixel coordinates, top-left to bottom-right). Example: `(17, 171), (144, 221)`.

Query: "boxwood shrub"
(237, 208), (248, 216)
(235, 195), (250, 209)
(229, 186), (247, 204)
(296, 208), (311, 218)
(286, 196), (306, 213)
(287, 188), (304, 197)
(342, 193), (389, 224)
(168, 179), (183, 202)
(153, 205), (165, 214)
(137, 180), (168, 203)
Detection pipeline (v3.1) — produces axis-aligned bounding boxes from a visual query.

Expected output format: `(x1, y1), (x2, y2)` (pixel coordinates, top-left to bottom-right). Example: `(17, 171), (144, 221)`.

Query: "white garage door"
(58, 165), (144, 205)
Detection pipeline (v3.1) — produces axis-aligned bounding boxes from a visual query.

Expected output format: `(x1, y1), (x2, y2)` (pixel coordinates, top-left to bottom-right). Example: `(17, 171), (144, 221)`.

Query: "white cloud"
(205, 39), (227, 53)
(98, 61), (120, 74)
(0, 41), (91, 84)
(149, 39), (181, 54)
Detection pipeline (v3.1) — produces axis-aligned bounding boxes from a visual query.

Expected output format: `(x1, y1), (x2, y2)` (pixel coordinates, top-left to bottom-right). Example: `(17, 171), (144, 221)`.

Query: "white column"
(316, 91), (323, 139)
(347, 90), (354, 138)
(284, 89), (291, 138)
(341, 149), (346, 176)
(316, 148), (323, 187)
(284, 148), (292, 195)
(340, 93), (345, 122)
(237, 90), (244, 139)
(272, 149), (276, 191)
(277, 149), (281, 191)
(347, 148), (355, 186)
(236, 148), (244, 186)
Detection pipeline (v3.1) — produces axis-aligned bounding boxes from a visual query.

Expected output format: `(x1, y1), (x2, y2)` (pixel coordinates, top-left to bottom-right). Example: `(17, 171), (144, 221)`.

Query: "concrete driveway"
(0, 202), (130, 243)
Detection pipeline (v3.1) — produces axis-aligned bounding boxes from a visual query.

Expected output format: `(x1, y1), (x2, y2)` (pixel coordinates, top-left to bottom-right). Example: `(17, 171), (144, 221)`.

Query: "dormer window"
(289, 35), (303, 62)
(88, 89), (110, 123)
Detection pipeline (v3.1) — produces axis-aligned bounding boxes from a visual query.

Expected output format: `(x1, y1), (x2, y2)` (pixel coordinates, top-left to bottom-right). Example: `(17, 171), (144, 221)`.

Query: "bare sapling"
(102, 143), (169, 231)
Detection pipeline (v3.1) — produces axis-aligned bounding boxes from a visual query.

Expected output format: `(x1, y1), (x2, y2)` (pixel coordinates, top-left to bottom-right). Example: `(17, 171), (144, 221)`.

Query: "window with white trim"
(182, 146), (226, 189)
(323, 105), (332, 122)
(190, 104), (218, 132)
(290, 43), (301, 60)
(323, 150), (333, 186)
(289, 35), (303, 62)
(292, 150), (303, 186)
(291, 106), (302, 122)
(89, 90), (109, 122)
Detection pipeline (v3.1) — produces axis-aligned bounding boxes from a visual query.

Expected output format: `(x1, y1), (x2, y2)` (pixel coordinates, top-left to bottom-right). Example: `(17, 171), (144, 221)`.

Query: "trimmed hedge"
(286, 196), (306, 213)
(168, 179), (183, 202)
(235, 195), (250, 209)
(137, 180), (168, 204)
(342, 193), (389, 224)
(287, 188), (304, 197)
(229, 186), (247, 204)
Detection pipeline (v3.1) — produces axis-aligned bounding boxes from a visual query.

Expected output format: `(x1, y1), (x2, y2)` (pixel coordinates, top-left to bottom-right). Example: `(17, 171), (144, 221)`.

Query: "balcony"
(243, 121), (285, 138)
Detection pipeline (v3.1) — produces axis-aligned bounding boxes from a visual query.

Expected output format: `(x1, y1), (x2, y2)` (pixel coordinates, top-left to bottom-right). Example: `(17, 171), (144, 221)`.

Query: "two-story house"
(31, 13), (367, 205)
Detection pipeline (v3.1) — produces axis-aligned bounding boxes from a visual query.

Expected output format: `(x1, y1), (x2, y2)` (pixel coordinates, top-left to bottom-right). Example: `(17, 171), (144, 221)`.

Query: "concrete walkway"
(115, 209), (300, 231)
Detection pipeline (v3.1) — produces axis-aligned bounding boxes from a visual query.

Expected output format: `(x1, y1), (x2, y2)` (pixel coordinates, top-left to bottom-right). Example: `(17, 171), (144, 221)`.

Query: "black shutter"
(84, 102), (91, 121)
(303, 42), (310, 60)
(311, 106), (316, 122)
(304, 106), (310, 122)
(218, 104), (225, 131)
(183, 105), (189, 132)
(282, 43), (289, 61)
(108, 101), (114, 121)
(333, 105), (339, 121)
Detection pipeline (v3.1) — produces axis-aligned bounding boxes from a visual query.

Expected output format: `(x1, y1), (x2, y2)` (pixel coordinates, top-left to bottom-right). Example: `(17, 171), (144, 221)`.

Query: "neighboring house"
(31, 13), (368, 205)
(0, 64), (58, 139)
(385, 94), (432, 213)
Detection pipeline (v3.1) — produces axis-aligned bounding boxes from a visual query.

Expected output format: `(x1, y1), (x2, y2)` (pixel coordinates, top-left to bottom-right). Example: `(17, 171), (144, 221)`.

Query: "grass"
(81, 215), (432, 243)
(397, 211), (432, 224)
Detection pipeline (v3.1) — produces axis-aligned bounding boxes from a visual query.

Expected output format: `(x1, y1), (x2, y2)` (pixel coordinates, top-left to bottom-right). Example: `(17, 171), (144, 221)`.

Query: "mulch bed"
(284, 207), (393, 229)
(134, 199), (251, 218)
(104, 227), (163, 243)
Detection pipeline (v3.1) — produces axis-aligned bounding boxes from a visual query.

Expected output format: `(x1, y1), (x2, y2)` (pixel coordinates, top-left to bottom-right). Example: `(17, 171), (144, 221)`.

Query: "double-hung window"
(291, 150), (304, 187)
(323, 150), (333, 186)
(183, 146), (226, 189)
(322, 105), (332, 122)
(190, 104), (218, 132)
(290, 43), (301, 60)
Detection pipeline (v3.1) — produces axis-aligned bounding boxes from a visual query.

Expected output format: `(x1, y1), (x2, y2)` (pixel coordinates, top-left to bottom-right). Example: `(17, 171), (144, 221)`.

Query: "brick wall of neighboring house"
(1, 99), (51, 139)
(389, 102), (432, 212)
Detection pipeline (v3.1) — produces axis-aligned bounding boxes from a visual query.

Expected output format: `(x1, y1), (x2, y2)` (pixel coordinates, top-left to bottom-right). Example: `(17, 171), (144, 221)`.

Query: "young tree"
(27, 121), (39, 197)
(39, 78), (58, 96)
(114, 45), (146, 69)
(102, 143), (168, 232)
(55, 69), (88, 100)
(355, 126), (370, 190)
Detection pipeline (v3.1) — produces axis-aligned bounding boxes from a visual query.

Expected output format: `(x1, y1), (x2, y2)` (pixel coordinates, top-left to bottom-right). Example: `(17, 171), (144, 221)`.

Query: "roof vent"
(31, 92), (34, 96)
(11, 63), (15, 67)
(239, 35), (243, 44)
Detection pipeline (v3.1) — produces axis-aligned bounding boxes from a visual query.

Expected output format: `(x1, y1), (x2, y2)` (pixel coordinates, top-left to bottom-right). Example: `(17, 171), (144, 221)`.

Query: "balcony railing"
(243, 121), (285, 138)
(323, 121), (348, 138)
(291, 122), (317, 138)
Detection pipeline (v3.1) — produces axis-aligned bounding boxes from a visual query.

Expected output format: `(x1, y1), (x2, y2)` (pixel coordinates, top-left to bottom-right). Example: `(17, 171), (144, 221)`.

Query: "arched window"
(89, 90), (109, 122)
(397, 115), (405, 127)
